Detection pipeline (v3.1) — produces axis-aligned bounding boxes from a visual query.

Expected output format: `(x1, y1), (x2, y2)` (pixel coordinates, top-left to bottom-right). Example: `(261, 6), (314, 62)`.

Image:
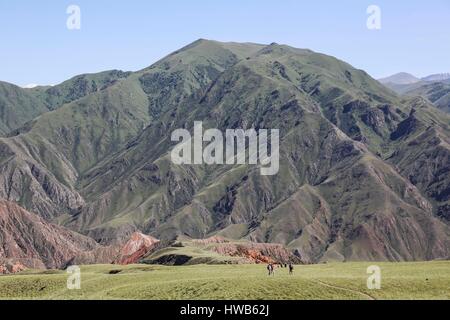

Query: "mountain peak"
(191, 38), (213, 45)
(421, 73), (450, 82)
(379, 72), (420, 85)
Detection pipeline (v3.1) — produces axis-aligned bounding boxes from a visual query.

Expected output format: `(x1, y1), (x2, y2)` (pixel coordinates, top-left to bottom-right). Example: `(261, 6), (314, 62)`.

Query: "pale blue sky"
(1, 0), (449, 86)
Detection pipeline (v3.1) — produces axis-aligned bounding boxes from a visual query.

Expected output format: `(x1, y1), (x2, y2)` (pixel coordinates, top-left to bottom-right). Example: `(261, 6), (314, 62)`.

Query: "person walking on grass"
(267, 263), (274, 276)
(289, 263), (294, 275)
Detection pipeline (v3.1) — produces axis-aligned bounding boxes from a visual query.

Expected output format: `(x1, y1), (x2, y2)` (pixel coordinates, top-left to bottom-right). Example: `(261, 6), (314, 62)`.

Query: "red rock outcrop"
(1, 200), (299, 271)
(114, 232), (160, 265)
(211, 242), (298, 264)
(0, 200), (101, 272)
(0, 200), (160, 273)
(0, 260), (27, 274)
(188, 236), (300, 264)
(192, 236), (229, 245)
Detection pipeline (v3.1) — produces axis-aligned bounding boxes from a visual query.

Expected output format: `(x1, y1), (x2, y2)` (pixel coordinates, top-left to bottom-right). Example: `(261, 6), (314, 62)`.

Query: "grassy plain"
(0, 261), (448, 300)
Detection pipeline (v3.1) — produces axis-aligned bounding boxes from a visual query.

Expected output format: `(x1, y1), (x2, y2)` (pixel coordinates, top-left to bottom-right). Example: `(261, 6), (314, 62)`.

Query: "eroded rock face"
(0, 200), (100, 271)
(211, 242), (300, 264)
(0, 260), (27, 274)
(191, 236), (300, 264)
(114, 232), (160, 265)
(192, 236), (229, 245)
(361, 108), (386, 136)
(0, 200), (161, 273)
(0, 138), (85, 221)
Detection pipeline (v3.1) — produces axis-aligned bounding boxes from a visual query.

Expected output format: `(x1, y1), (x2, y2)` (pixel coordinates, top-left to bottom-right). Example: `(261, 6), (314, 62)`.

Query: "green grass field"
(0, 261), (449, 300)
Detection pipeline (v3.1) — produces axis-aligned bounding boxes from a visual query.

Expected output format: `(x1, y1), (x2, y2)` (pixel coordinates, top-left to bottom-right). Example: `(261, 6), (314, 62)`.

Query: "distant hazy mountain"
(0, 40), (449, 265)
(379, 72), (450, 86)
(22, 84), (39, 89)
(422, 73), (450, 82)
(379, 72), (420, 85)
(379, 72), (450, 112)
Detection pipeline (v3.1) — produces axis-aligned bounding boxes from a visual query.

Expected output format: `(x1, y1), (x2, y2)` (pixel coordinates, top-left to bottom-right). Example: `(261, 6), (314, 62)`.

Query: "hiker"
(289, 263), (294, 275)
(267, 263), (274, 276)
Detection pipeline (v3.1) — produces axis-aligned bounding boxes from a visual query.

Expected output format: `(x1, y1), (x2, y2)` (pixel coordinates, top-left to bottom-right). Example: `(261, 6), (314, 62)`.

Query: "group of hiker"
(267, 262), (294, 276)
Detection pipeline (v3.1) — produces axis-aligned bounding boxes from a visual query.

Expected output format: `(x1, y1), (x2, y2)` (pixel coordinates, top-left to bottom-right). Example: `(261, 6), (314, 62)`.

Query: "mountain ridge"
(379, 72), (420, 85)
(379, 72), (450, 85)
(379, 72), (450, 113)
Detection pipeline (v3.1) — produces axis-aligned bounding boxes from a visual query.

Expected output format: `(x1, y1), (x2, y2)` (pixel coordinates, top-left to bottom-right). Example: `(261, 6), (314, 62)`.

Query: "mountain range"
(379, 72), (450, 113)
(379, 72), (450, 85)
(0, 39), (449, 270)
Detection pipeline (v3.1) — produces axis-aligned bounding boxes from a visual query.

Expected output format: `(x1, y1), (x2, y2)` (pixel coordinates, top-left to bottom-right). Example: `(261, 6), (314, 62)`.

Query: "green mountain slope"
(0, 40), (449, 263)
(0, 70), (132, 137)
(64, 41), (449, 262)
(0, 39), (263, 221)
(30, 70), (132, 111)
(0, 82), (49, 135)
(404, 82), (450, 113)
